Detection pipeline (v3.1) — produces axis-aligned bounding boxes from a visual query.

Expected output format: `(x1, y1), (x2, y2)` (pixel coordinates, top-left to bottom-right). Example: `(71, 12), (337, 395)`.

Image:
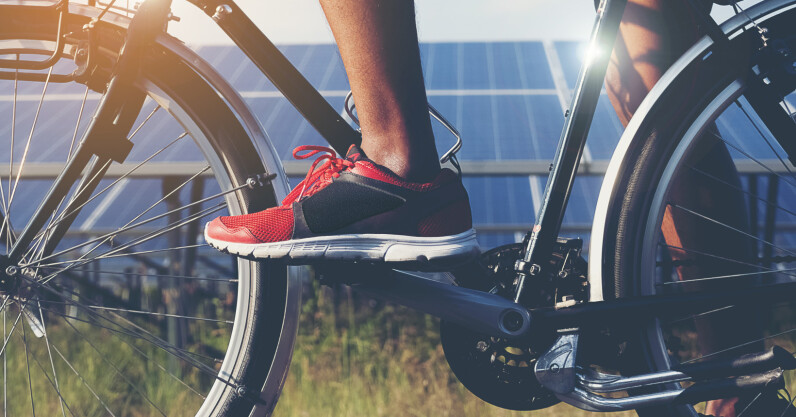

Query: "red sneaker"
(204, 144), (479, 266)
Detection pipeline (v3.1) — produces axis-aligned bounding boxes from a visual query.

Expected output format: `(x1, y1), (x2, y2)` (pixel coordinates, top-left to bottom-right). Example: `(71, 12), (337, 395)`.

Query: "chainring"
(440, 243), (560, 411)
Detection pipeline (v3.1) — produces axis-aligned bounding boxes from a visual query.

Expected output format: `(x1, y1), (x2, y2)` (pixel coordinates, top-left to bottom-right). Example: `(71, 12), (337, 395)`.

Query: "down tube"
(516, 0), (627, 300)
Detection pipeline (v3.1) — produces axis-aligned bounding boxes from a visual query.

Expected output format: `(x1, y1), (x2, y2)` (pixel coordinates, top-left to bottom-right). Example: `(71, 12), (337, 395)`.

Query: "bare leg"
(319, 0), (440, 182)
(607, 1), (754, 416)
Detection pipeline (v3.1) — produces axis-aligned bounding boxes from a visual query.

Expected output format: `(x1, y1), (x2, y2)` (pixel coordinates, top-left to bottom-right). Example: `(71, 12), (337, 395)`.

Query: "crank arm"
(321, 266), (531, 339)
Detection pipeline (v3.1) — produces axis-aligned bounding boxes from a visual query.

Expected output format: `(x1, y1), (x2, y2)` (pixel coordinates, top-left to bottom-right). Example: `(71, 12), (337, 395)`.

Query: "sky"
(165, 0), (758, 46)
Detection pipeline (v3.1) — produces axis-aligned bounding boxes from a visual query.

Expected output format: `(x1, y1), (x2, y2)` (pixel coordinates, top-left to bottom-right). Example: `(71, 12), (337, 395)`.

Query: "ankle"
(360, 142), (440, 183)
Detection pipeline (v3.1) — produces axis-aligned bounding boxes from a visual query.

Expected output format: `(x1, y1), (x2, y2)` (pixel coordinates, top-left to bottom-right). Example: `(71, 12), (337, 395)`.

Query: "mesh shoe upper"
(208, 144), (472, 245)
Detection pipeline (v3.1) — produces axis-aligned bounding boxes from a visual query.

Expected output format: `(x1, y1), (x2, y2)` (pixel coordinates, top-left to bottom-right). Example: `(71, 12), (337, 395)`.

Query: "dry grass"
(273, 281), (636, 417)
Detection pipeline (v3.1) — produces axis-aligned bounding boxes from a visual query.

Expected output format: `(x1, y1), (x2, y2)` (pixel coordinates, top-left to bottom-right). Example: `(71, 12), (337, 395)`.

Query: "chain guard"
(440, 243), (560, 411)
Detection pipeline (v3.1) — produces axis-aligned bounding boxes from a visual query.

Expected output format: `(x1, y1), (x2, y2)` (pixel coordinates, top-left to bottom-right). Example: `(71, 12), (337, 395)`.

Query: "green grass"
(2, 274), (793, 416)
(273, 280), (635, 417)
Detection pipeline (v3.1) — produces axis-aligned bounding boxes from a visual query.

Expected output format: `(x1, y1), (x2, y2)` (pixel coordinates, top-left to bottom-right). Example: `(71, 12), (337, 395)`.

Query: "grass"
(2, 272), (793, 416)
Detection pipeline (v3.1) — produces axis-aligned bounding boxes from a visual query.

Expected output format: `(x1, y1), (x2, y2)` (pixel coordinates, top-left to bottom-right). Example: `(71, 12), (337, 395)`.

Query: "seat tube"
(514, 0), (628, 302)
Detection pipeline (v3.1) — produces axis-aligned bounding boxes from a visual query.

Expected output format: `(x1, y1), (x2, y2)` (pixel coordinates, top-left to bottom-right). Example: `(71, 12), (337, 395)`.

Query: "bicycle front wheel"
(0, 2), (298, 416)
(594, 1), (796, 416)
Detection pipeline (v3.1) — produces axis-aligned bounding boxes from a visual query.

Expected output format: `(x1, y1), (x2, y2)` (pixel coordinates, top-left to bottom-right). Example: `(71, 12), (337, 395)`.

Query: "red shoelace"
(281, 145), (356, 205)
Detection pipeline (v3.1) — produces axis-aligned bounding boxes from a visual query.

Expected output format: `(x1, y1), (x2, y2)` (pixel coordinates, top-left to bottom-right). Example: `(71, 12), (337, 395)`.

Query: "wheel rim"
(0, 21), (286, 417)
(639, 76), (796, 414)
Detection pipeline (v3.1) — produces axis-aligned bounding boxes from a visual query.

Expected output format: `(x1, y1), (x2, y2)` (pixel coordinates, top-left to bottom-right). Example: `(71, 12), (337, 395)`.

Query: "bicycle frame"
(2, 0), (796, 412)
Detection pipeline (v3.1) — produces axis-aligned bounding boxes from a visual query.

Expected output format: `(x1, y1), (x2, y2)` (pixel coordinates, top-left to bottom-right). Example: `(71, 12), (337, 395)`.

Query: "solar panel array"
(192, 41), (622, 249)
(5, 40), (782, 256)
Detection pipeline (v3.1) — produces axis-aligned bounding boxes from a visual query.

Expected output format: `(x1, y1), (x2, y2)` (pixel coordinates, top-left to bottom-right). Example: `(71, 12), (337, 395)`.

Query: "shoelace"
(281, 145), (355, 205)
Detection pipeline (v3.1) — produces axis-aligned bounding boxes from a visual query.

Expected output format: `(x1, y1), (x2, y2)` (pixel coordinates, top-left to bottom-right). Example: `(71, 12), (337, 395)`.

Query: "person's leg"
(205, 0), (476, 264)
(319, 0), (440, 183)
(607, 2), (756, 416)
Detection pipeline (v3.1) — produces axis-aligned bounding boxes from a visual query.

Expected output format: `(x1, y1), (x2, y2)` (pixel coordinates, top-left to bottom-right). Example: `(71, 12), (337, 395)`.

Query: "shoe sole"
(204, 227), (480, 266)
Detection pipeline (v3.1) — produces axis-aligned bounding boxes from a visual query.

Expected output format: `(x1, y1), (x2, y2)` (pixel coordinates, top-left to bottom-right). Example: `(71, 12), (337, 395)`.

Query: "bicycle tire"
(592, 2), (796, 416)
(0, 3), (297, 416)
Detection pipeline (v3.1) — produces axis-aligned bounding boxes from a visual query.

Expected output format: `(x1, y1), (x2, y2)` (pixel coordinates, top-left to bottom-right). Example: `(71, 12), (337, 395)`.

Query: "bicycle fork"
(0, 0), (172, 272)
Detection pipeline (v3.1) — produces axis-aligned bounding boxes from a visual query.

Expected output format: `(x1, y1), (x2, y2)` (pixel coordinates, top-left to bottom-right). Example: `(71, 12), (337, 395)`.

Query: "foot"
(204, 144), (479, 267)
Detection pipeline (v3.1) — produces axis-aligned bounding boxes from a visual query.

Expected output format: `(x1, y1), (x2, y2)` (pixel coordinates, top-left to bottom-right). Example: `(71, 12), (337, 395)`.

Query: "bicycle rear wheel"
(0, 2), (297, 416)
(593, 2), (796, 416)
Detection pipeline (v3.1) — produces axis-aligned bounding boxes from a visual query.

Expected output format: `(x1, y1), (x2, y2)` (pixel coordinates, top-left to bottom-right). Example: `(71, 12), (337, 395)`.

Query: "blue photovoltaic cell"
(461, 43), (491, 90)
(459, 96), (498, 160)
(423, 43), (460, 90)
(489, 42), (524, 89)
(565, 177), (602, 227)
(513, 42), (556, 90)
(587, 95), (624, 159)
(299, 44), (348, 91)
(463, 176), (534, 225)
(554, 41), (582, 89)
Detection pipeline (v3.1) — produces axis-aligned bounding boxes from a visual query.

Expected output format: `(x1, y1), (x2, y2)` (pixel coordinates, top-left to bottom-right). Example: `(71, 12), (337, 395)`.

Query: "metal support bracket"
(534, 330), (580, 394)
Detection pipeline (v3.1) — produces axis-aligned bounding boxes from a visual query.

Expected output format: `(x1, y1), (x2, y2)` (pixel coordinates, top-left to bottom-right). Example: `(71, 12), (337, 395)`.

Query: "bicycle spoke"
(687, 164), (796, 222)
(7, 66), (55, 237)
(683, 327), (796, 364)
(33, 266), (237, 283)
(780, 393), (796, 417)
(38, 304), (221, 369)
(16, 326), (76, 417)
(50, 343), (117, 417)
(58, 316), (167, 417)
(38, 300), (67, 417)
(708, 129), (796, 191)
(22, 276), (226, 376)
(659, 266), (796, 287)
(27, 181), (239, 268)
(21, 319), (36, 417)
(660, 243), (796, 281)
(28, 132), (187, 256)
(0, 299), (28, 359)
(32, 203), (225, 282)
(5, 54), (18, 237)
(668, 202), (796, 257)
(113, 165), (210, 242)
(39, 301), (233, 324)
(736, 99), (796, 178)
(736, 391), (763, 417)
(2, 305), (5, 417)
(45, 305), (206, 401)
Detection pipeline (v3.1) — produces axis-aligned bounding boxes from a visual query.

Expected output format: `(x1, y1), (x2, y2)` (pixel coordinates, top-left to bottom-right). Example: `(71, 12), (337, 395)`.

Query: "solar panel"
(13, 40), (769, 253)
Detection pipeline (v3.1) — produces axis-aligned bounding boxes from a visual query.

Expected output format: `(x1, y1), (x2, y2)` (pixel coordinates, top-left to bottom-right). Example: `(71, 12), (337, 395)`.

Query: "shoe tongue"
(345, 144), (367, 162)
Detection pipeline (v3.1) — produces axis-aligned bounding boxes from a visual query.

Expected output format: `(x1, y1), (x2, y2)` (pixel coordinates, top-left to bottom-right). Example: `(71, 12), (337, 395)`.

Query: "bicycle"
(1, 0), (796, 415)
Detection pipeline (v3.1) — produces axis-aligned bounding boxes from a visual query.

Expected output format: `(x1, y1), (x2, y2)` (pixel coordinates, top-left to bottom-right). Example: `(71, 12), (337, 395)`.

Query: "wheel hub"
(0, 257), (19, 293)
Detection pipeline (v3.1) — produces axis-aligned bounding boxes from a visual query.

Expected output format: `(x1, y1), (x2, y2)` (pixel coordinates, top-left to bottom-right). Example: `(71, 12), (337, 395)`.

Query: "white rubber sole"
(204, 227), (480, 265)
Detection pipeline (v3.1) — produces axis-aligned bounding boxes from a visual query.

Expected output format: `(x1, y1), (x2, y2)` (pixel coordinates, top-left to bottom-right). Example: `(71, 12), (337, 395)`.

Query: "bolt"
(212, 4), (233, 21)
(550, 363), (561, 374)
(236, 385), (247, 396)
(502, 311), (524, 332)
(246, 177), (258, 189)
(5, 266), (18, 277)
(558, 270), (569, 279)
(476, 341), (489, 352)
